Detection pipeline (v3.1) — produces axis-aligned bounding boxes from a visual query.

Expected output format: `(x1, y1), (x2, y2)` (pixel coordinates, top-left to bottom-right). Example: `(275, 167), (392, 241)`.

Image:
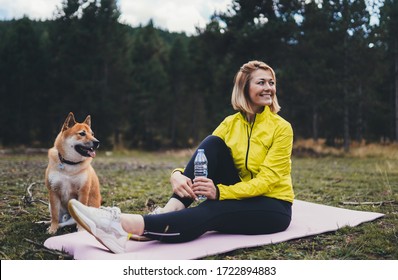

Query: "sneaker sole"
(67, 201), (151, 253)
(68, 200), (125, 253)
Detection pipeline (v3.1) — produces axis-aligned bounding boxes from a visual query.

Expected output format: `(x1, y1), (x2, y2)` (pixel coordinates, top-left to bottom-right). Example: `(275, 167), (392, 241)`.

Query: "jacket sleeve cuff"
(171, 168), (184, 175)
(215, 185), (221, 200)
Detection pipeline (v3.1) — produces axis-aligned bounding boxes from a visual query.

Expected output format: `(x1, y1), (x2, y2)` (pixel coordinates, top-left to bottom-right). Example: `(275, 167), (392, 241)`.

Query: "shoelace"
(99, 206), (121, 221)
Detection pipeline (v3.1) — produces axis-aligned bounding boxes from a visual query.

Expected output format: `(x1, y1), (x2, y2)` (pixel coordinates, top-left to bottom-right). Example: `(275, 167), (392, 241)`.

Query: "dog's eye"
(79, 131), (86, 136)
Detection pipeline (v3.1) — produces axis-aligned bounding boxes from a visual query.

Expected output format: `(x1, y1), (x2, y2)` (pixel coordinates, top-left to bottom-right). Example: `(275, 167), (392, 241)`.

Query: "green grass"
(0, 150), (397, 260)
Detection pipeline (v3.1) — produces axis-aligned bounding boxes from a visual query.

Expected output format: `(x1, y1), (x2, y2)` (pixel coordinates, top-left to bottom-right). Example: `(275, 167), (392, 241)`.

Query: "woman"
(68, 60), (294, 254)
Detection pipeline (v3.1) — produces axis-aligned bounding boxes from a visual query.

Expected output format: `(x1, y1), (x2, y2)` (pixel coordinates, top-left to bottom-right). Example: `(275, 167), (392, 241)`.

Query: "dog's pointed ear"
(62, 112), (76, 132)
(83, 115), (91, 127)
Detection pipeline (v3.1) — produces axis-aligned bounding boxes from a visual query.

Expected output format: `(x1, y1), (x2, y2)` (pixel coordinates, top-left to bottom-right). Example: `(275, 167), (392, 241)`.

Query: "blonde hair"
(231, 60), (281, 114)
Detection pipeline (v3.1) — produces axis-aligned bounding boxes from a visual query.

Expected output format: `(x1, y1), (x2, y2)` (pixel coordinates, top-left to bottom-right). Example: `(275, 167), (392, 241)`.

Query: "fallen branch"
(0, 250), (9, 259)
(35, 220), (51, 225)
(22, 182), (48, 206)
(341, 200), (395, 206)
(24, 238), (72, 259)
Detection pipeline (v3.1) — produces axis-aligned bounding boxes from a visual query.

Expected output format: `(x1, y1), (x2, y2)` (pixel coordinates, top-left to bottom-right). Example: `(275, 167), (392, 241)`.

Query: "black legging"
(173, 135), (242, 208)
(142, 135), (292, 243)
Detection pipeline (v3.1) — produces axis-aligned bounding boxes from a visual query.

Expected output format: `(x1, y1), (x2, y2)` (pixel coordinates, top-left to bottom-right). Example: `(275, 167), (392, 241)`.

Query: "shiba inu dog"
(45, 112), (101, 234)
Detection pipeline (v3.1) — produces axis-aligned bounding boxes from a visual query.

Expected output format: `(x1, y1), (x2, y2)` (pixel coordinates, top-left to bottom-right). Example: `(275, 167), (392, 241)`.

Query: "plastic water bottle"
(194, 148), (208, 200)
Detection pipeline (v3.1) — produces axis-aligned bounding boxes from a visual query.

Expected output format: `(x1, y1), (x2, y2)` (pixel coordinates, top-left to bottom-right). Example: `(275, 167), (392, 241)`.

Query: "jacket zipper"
(245, 115), (256, 179)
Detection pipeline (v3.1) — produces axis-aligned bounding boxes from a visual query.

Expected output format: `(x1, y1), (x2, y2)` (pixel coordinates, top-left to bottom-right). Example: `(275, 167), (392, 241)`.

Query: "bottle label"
(194, 164), (207, 177)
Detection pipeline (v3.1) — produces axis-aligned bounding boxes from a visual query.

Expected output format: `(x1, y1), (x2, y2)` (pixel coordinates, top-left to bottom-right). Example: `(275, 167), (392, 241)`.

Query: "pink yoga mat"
(44, 200), (384, 260)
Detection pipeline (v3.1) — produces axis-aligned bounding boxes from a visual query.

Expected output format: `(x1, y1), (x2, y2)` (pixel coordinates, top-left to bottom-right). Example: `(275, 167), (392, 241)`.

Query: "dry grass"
(293, 138), (398, 159)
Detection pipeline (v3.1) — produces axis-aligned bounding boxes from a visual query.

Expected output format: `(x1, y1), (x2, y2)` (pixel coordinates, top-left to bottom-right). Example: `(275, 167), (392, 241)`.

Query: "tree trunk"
(170, 84), (177, 146)
(356, 81), (363, 143)
(343, 98), (350, 152)
(343, 37), (350, 152)
(312, 106), (318, 143)
(395, 38), (398, 142)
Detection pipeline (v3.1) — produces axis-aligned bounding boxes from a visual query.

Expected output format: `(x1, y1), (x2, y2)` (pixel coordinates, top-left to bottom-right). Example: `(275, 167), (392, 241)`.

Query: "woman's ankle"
(120, 214), (145, 235)
(163, 198), (185, 212)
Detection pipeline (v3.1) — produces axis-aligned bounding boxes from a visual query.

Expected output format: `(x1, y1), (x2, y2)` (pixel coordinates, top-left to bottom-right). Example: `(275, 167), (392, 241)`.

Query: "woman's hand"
(192, 177), (218, 200)
(170, 172), (197, 200)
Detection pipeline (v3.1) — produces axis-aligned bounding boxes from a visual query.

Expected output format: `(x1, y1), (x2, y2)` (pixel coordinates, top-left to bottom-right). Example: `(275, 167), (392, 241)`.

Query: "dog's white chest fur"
(48, 167), (88, 195)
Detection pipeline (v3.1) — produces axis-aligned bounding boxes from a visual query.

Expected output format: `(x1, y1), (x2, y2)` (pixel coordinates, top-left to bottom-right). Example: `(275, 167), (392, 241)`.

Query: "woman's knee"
(198, 135), (231, 160)
(198, 135), (227, 150)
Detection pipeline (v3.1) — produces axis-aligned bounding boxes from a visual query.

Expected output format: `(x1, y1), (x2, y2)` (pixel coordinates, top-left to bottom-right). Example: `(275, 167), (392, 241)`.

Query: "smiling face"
(247, 69), (276, 114)
(231, 60), (280, 116)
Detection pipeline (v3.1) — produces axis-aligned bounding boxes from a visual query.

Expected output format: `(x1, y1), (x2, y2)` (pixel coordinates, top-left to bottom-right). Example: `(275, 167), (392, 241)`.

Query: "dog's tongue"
(88, 149), (96, 158)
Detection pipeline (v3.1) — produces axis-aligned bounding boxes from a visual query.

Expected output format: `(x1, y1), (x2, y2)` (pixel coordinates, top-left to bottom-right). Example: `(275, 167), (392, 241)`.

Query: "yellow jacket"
(212, 106), (294, 203)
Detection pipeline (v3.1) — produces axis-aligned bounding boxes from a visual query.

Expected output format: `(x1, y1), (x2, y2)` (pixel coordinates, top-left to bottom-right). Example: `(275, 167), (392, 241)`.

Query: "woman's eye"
(79, 132), (86, 136)
(269, 81), (275, 86)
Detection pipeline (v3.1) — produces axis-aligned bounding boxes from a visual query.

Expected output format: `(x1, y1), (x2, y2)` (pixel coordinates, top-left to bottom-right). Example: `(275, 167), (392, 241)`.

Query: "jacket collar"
(240, 106), (271, 124)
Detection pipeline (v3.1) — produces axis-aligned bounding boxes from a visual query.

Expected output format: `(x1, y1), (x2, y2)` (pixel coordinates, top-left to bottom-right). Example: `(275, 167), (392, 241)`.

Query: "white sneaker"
(68, 199), (128, 254)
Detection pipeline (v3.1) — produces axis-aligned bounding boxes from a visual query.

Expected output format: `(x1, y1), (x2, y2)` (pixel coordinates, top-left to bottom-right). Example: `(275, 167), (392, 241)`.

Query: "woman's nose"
(263, 82), (271, 90)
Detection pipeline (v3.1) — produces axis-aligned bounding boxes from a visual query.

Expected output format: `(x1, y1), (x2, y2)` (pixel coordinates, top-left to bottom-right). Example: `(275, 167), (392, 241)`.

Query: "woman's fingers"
(177, 184), (197, 200)
(192, 177), (217, 200)
(171, 172), (197, 200)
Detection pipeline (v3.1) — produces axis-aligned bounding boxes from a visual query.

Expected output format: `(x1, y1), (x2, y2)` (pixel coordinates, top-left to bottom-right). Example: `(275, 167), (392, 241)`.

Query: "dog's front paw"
(47, 224), (58, 234)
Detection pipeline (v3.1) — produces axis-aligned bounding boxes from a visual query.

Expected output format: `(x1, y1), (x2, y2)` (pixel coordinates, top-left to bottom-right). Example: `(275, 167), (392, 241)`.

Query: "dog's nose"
(93, 140), (100, 149)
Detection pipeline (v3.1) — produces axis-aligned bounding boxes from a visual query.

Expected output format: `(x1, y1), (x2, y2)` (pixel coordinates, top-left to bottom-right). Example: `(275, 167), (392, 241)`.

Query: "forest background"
(1, 0), (397, 152)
